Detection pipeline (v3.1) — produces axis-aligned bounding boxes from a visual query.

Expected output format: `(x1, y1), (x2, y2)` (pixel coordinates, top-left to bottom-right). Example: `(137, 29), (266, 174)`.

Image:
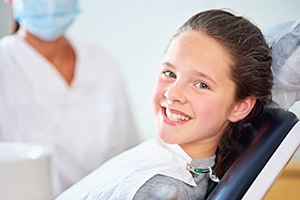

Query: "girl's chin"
(158, 132), (178, 144)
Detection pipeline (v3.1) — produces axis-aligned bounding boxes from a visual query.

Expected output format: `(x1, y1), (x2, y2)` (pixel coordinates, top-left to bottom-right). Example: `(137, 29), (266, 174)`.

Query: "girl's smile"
(161, 106), (191, 126)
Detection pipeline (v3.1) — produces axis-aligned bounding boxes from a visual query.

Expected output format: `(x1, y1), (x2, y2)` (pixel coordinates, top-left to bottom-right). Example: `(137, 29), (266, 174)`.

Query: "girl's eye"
(163, 70), (176, 78)
(196, 82), (208, 89)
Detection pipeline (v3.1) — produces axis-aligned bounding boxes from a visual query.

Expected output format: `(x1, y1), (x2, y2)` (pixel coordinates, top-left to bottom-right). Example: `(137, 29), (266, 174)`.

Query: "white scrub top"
(0, 35), (140, 194)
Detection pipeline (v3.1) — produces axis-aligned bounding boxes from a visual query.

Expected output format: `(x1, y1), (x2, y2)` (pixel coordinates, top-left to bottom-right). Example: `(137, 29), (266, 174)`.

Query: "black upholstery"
(206, 108), (299, 200)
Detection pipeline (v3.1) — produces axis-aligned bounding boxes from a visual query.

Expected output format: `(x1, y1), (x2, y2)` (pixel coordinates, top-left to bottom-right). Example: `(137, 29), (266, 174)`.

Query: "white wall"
(1, 0), (300, 140)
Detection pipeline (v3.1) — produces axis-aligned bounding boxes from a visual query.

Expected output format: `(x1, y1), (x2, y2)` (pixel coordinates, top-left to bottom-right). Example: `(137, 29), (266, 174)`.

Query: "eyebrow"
(190, 70), (216, 85)
(162, 61), (217, 85)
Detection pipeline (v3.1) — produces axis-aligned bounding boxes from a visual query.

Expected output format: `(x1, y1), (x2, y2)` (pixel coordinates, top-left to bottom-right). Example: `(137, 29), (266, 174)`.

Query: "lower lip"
(161, 108), (188, 126)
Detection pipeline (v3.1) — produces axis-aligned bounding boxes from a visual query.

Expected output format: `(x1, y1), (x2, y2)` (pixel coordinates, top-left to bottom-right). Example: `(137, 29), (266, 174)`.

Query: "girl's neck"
(179, 133), (222, 159)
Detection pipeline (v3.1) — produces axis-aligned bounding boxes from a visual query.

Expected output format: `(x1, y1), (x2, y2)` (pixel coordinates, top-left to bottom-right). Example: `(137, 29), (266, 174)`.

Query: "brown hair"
(175, 9), (273, 178)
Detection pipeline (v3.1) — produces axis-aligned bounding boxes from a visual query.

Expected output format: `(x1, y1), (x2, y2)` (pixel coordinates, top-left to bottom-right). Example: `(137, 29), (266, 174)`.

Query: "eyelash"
(196, 82), (209, 89)
(163, 70), (176, 78)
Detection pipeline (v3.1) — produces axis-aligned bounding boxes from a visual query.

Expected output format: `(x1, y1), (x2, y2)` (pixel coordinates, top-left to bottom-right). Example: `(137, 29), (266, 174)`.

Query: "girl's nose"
(163, 83), (187, 104)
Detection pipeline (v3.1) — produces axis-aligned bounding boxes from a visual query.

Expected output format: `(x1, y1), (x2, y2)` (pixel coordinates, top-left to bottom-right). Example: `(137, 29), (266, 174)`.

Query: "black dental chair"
(206, 108), (300, 200)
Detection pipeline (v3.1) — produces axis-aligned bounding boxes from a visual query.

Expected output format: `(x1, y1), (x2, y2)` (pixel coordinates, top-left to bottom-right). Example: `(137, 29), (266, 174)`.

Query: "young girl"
(57, 9), (272, 200)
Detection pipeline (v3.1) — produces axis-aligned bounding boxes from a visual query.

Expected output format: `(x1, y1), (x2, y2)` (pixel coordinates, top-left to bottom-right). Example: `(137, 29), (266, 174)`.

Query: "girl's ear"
(229, 97), (256, 122)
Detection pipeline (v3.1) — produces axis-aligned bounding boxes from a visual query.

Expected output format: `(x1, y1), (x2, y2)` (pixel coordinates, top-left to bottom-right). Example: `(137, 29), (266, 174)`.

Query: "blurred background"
(1, 0), (300, 199)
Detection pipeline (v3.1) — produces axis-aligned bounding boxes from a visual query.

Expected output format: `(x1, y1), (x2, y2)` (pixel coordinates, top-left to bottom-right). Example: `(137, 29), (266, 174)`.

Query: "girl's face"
(153, 32), (240, 158)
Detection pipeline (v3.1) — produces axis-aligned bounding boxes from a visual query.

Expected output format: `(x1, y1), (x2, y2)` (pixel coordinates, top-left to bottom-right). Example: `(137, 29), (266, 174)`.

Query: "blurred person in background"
(0, 0), (141, 194)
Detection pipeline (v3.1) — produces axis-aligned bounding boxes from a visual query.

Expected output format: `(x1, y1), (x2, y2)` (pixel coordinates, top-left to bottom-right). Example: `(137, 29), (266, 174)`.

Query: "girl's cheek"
(153, 81), (166, 104)
(153, 87), (163, 103)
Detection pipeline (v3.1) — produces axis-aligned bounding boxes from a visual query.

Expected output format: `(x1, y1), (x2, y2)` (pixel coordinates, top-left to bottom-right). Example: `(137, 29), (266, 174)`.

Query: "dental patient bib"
(56, 138), (214, 199)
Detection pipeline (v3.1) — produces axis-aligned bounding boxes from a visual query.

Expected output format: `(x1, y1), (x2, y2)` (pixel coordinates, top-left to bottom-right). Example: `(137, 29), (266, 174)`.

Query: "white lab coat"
(0, 35), (140, 194)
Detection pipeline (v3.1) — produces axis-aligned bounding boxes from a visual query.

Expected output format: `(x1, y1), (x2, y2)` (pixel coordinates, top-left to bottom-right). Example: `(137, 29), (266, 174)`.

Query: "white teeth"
(166, 108), (189, 121)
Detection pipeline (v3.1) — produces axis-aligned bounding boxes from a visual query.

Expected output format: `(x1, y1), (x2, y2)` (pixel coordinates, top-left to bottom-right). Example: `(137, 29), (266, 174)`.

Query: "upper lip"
(161, 104), (192, 119)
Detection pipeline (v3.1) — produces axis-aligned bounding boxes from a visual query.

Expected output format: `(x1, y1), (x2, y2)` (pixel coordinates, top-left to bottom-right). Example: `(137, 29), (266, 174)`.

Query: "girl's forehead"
(166, 32), (233, 69)
(168, 32), (230, 57)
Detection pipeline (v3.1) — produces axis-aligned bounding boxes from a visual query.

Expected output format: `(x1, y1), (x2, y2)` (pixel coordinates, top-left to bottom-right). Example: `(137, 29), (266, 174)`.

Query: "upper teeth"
(166, 109), (189, 121)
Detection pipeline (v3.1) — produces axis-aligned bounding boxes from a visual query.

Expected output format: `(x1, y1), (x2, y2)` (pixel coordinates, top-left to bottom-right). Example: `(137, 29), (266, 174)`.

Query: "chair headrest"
(207, 108), (299, 200)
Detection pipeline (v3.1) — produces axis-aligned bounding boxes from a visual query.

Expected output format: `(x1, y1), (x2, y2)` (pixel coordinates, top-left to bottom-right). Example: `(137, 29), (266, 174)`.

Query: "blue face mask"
(12, 0), (80, 41)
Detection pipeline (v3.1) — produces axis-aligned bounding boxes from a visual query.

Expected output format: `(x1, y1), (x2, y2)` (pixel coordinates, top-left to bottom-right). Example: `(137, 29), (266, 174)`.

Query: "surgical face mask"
(12, 0), (80, 41)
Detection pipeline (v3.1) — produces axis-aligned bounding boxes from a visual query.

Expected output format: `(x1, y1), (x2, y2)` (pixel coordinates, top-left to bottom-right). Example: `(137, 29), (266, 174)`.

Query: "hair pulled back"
(176, 9), (273, 178)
